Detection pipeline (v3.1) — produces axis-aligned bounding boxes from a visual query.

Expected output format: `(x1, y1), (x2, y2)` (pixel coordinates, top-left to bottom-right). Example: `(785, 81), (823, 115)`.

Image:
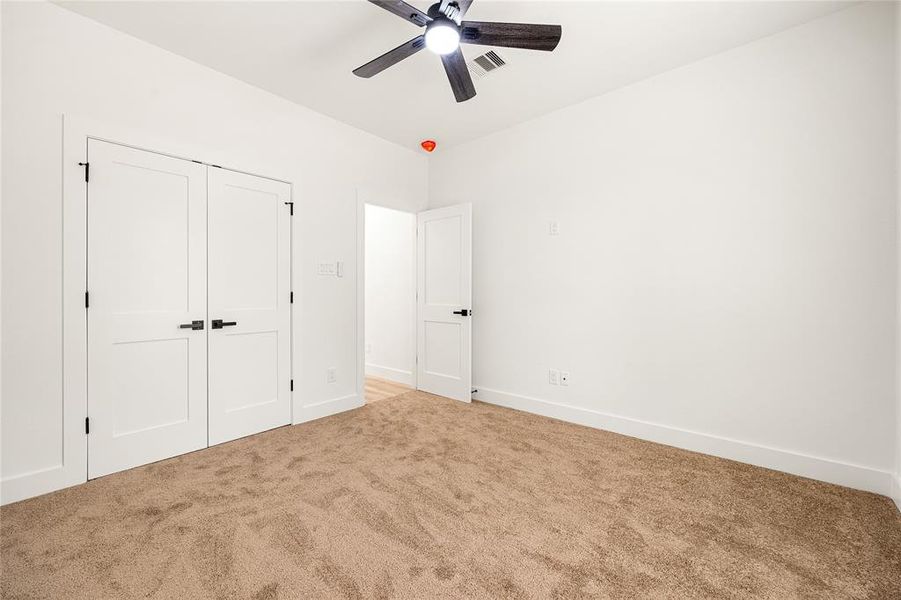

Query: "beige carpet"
(2, 391), (899, 599)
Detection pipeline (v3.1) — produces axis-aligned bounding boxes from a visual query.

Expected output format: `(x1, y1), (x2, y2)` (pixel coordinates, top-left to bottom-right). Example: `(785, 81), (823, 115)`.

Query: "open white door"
(207, 168), (292, 445)
(87, 140), (209, 479)
(416, 204), (472, 402)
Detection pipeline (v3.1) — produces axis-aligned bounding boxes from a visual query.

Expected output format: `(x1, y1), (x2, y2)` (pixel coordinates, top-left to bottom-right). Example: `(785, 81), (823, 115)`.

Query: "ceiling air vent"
(468, 50), (507, 79)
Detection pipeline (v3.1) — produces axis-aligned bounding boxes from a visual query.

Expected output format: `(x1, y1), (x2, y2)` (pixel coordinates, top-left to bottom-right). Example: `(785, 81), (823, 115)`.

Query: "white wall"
(430, 2), (898, 495)
(0, 0), (4, 499)
(894, 0), (901, 512)
(364, 204), (415, 386)
(0, 1), (427, 503)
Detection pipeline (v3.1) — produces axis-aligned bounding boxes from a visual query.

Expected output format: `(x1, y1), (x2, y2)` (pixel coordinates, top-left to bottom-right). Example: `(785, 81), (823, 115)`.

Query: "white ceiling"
(58, 0), (851, 151)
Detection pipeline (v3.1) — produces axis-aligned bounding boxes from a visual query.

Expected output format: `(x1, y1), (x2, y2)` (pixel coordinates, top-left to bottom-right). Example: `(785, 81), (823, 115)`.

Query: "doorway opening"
(363, 204), (417, 403)
(360, 201), (473, 405)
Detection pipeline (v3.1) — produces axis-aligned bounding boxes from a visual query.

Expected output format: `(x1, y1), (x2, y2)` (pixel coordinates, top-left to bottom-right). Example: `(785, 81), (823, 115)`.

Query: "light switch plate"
(549, 369), (559, 385)
(318, 262), (337, 276)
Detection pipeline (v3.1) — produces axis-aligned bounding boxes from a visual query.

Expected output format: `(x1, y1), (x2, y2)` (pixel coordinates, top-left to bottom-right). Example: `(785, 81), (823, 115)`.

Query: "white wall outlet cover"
(327, 367), (337, 383)
(561, 372), (570, 386)
(549, 369), (559, 385)
(549, 221), (560, 236)
(318, 262), (337, 276)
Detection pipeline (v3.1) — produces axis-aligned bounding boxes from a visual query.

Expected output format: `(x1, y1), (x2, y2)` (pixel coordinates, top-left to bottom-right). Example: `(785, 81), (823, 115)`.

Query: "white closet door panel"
(208, 168), (291, 445)
(87, 140), (208, 479)
(417, 204), (472, 402)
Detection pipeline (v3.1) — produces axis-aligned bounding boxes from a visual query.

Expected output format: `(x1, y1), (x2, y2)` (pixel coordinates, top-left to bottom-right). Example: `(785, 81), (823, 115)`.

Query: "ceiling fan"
(353, 0), (562, 103)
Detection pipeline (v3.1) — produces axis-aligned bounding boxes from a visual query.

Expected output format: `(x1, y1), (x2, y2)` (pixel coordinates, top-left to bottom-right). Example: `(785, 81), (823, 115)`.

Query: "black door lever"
(179, 320), (204, 330)
(211, 319), (237, 329)
(452, 309), (471, 316)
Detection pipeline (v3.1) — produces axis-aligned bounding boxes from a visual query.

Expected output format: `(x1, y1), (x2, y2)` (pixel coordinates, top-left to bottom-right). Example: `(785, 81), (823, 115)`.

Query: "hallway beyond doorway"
(365, 376), (412, 403)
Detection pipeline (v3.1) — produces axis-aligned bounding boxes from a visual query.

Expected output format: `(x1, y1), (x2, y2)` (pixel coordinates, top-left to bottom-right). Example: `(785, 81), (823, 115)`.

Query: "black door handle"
(211, 319), (237, 329)
(452, 309), (471, 316)
(178, 320), (204, 330)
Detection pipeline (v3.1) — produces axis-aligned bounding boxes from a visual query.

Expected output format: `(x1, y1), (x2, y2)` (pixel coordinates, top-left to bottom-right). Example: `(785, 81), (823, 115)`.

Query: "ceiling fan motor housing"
(427, 2), (462, 24)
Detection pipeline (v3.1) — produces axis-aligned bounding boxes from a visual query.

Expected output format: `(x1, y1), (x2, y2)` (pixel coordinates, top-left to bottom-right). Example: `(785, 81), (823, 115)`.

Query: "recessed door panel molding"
(417, 204), (472, 402)
(424, 321), (463, 379)
(424, 215), (464, 307)
(207, 168), (292, 445)
(87, 139), (209, 479)
(111, 338), (190, 436)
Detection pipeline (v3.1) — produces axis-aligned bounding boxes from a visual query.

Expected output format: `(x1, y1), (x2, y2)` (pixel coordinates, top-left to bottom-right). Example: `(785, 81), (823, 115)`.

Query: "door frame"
(357, 199), (419, 398)
(5, 114), (297, 505)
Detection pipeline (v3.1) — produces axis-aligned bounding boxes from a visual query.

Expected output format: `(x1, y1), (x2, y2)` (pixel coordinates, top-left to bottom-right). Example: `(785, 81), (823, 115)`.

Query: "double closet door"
(86, 139), (291, 479)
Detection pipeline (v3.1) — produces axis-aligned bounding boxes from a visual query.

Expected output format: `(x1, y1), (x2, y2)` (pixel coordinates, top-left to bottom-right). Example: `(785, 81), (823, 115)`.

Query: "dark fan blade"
(353, 35), (426, 78)
(440, 48), (476, 102)
(460, 21), (562, 51)
(367, 0), (431, 27)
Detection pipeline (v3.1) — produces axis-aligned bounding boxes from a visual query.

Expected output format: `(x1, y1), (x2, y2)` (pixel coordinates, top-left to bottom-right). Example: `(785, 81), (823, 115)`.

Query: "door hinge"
(290, 379), (294, 392)
(290, 291), (294, 304)
(85, 417), (90, 435)
(78, 162), (89, 183)
(85, 291), (89, 308)
(284, 201), (294, 216)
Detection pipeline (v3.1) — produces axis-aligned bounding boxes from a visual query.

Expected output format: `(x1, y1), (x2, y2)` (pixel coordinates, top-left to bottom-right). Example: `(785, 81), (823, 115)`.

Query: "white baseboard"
(1, 465), (86, 507)
(365, 363), (413, 386)
(4, 395), (367, 506)
(474, 387), (894, 497)
(294, 393), (364, 424)
(892, 472), (901, 513)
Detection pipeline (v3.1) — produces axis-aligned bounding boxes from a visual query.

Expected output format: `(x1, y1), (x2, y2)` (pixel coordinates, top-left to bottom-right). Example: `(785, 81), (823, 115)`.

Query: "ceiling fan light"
(425, 23), (460, 55)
